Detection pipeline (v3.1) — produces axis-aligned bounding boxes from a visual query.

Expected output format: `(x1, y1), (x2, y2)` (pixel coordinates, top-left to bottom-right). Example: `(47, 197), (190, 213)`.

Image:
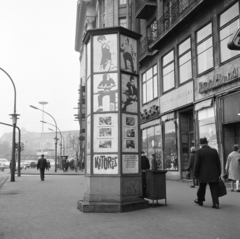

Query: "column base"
(77, 199), (149, 213)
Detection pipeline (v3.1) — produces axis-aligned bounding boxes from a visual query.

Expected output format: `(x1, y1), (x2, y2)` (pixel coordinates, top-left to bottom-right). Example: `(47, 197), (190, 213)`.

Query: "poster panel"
(122, 154), (139, 174)
(93, 154), (118, 174)
(86, 155), (91, 174)
(93, 73), (118, 112)
(120, 35), (137, 73)
(93, 34), (117, 73)
(87, 41), (91, 78)
(121, 74), (138, 113)
(87, 78), (91, 116)
(122, 114), (138, 152)
(94, 113), (118, 152)
(87, 116), (91, 155)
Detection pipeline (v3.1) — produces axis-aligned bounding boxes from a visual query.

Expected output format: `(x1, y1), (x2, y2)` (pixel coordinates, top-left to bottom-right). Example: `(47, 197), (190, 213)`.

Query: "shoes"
(230, 189), (234, 192)
(194, 199), (203, 206)
(212, 205), (220, 209)
(236, 190), (240, 192)
(190, 185), (195, 188)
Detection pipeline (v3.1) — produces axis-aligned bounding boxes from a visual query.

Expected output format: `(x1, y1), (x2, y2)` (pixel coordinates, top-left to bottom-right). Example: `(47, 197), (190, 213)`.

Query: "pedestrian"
(225, 144), (240, 192)
(46, 160), (50, 171)
(37, 154), (48, 181)
(73, 156), (78, 172)
(187, 146), (198, 188)
(141, 151), (150, 170)
(194, 137), (221, 209)
(151, 154), (158, 171)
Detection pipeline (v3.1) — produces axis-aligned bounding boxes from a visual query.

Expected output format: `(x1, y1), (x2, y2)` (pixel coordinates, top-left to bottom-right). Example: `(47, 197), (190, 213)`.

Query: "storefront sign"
(93, 154), (118, 174)
(160, 81), (193, 113)
(140, 105), (160, 122)
(199, 67), (239, 94)
(122, 154), (138, 174)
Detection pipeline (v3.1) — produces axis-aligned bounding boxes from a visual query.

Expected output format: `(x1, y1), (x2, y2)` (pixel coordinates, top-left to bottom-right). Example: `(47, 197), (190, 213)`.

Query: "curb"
(0, 176), (8, 188)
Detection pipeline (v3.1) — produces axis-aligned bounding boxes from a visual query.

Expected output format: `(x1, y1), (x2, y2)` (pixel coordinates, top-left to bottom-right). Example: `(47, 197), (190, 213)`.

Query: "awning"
(194, 99), (212, 111)
(140, 118), (160, 129)
(161, 112), (175, 122)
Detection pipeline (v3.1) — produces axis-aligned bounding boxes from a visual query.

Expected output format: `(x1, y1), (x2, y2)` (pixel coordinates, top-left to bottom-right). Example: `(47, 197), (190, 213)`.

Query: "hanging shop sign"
(140, 105), (160, 122)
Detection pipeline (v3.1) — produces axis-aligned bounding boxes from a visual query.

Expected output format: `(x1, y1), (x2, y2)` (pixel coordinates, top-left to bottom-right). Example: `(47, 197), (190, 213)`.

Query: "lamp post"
(30, 105), (58, 172)
(0, 67), (20, 182)
(39, 101), (48, 153)
(47, 125), (64, 156)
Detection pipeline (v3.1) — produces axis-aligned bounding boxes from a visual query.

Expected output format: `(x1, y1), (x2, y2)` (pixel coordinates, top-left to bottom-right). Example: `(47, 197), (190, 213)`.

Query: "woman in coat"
(225, 144), (240, 192)
(187, 147), (198, 188)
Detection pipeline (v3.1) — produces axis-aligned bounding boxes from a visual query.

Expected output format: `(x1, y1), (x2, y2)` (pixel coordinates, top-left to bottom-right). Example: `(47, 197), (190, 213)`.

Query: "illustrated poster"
(93, 154), (118, 174)
(120, 35), (137, 73)
(122, 114), (138, 152)
(122, 154), (139, 174)
(94, 113), (118, 152)
(93, 73), (118, 112)
(93, 34), (117, 73)
(122, 74), (138, 113)
(87, 78), (91, 116)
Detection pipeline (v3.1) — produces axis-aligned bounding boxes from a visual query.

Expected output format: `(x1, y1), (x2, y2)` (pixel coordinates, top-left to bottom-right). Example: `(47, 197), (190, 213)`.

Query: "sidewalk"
(0, 174), (239, 239)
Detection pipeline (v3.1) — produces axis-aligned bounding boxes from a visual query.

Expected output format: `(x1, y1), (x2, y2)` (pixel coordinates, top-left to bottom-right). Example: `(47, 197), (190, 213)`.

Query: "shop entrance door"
(223, 122), (240, 166)
(179, 109), (194, 178)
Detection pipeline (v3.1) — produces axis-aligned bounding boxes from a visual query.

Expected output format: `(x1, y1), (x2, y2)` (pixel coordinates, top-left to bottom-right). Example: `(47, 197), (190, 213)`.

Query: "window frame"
(219, 1), (240, 64)
(162, 49), (175, 93)
(177, 36), (193, 85)
(196, 22), (214, 76)
(142, 64), (158, 105)
(119, 17), (127, 28)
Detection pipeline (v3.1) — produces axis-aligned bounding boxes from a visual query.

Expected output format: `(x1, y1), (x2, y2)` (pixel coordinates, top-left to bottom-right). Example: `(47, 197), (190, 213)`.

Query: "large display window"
(163, 120), (178, 170)
(198, 107), (218, 150)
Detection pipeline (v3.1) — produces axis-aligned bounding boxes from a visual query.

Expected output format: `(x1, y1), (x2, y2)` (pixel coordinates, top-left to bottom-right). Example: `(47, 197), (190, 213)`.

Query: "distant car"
(30, 162), (37, 168)
(0, 163), (4, 172)
(0, 158), (10, 168)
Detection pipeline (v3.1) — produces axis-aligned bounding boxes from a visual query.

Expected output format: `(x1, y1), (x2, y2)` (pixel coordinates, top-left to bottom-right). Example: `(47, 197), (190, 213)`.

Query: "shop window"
(141, 125), (162, 170)
(163, 120), (178, 170)
(142, 65), (158, 104)
(198, 107), (218, 151)
(119, 18), (127, 28)
(119, 0), (126, 4)
(178, 37), (192, 84)
(162, 50), (174, 92)
(219, 2), (240, 63)
(196, 23), (213, 75)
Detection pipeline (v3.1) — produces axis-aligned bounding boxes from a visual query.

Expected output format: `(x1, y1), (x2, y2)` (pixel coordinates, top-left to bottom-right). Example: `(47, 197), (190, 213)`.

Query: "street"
(0, 172), (239, 239)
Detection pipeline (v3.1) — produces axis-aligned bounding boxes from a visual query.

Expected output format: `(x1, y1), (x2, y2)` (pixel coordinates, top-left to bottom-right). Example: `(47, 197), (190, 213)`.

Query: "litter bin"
(144, 170), (167, 206)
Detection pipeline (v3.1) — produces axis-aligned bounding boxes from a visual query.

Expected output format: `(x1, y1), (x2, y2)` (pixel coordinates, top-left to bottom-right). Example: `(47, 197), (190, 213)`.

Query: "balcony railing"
(150, 0), (201, 48)
(139, 37), (154, 57)
(135, 0), (157, 19)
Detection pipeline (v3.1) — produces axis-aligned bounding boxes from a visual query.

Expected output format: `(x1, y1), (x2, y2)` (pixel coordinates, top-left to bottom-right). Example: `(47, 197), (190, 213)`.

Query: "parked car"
(0, 158), (10, 168)
(30, 162), (37, 168)
(0, 163), (4, 172)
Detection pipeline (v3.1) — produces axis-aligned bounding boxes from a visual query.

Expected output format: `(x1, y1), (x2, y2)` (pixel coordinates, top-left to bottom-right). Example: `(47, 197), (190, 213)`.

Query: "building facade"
(75, 0), (240, 180)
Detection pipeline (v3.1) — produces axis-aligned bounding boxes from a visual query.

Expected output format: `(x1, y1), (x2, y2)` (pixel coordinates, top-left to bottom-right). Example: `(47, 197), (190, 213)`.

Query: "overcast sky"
(0, 0), (80, 138)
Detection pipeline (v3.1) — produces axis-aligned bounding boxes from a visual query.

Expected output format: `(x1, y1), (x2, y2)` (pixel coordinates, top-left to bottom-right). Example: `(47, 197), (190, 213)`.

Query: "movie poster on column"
(93, 154), (118, 174)
(93, 34), (118, 73)
(122, 114), (138, 152)
(120, 35), (137, 73)
(87, 78), (91, 116)
(93, 73), (118, 112)
(94, 113), (118, 153)
(87, 116), (91, 155)
(121, 74), (138, 113)
(122, 154), (139, 174)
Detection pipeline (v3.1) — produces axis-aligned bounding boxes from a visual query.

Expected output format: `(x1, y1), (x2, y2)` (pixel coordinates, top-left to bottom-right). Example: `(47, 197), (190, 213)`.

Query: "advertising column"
(78, 27), (148, 212)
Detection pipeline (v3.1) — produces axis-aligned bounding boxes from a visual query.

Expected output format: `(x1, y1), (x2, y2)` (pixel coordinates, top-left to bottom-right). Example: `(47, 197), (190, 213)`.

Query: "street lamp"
(0, 67), (20, 182)
(39, 101), (48, 153)
(30, 105), (58, 172)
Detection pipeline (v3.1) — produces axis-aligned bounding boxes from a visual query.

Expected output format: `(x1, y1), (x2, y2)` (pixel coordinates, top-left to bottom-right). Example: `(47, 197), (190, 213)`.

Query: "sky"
(0, 0), (80, 138)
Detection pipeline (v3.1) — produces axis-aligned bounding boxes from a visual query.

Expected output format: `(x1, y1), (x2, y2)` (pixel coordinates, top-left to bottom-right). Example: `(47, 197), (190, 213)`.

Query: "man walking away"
(37, 154), (47, 181)
(194, 137), (221, 209)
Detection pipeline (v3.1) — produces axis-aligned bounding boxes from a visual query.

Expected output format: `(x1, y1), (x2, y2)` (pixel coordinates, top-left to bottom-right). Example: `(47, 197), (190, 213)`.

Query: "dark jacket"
(37, 158), (47, 170)
(187, 152), (196, 178)
(141, 155), (150, 170)
(194, 145), (221, 183)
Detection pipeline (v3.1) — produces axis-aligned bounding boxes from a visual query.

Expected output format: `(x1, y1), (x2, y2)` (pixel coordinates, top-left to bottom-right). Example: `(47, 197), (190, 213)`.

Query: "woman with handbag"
(225, 144), (240, 192)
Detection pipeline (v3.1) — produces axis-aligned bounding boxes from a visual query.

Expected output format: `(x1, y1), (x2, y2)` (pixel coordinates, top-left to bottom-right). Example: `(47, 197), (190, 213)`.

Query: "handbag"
(222, 172), (228, 180)
(217, 179), (227, 197)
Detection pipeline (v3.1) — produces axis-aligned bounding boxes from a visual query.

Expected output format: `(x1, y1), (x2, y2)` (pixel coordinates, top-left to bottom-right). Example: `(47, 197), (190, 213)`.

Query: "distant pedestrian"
(46, 160), (50, 171)
(194, 137), (221, 209)
(37, 154), (48, 181)
(141, 151), (150, 170)
(225, 144), (240, 192)
(151, 154), (157, 171)
(187, 147), (198, 188)
(73, 156), (78, 172)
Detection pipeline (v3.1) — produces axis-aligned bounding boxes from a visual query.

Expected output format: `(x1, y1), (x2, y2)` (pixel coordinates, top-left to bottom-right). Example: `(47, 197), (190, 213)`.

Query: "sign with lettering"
(122, 154), (139, 174)
(160, 81), (193, 113)
(93, 154), (118, 174)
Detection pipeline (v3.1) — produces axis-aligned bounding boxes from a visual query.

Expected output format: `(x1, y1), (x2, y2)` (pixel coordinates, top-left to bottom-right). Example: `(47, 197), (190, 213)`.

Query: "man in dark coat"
(187, 147), (198, 188)
(37, 154), (48, 181)
(194, 137), (221, 209)
(140, 151), (150, 198)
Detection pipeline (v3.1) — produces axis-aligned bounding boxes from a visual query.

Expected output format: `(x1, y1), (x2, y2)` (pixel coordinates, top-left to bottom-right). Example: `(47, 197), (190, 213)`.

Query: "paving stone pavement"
(0, 173), (239, 239)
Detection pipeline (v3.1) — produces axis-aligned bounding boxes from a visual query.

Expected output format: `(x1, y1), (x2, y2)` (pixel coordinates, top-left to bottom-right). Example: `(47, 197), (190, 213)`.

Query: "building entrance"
(222, 122), (240, 166)
(179, 108), (194, 178)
